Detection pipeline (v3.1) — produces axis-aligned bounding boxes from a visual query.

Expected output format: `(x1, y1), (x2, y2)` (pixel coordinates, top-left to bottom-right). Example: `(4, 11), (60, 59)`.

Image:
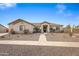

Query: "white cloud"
(56, 4), (73, 17)
(56, 4), (66, 14)
(0, 3), (16, 9)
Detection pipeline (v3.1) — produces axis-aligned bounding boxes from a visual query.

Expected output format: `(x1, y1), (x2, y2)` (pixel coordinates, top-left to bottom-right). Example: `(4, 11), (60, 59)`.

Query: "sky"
(0, 3), (79, 27)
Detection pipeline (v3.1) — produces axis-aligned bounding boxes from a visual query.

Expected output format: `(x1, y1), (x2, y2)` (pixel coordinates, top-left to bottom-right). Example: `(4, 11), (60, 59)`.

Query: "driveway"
(0, 33), (8, 36)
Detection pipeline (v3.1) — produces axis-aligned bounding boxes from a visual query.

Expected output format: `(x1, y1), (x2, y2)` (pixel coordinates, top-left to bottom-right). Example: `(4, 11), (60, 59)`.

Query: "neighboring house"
(8, 19), (63, 33)
(0, 24), (8, 33)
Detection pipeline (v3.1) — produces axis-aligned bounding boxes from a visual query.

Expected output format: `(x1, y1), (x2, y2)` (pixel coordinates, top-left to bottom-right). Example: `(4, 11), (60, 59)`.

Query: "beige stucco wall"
(9, 21), (63, 33)
(40, 23), (63, 32)
(9, 22), (34, 33)
(50, 25), (63, 30)
(0, 25), (7, 33)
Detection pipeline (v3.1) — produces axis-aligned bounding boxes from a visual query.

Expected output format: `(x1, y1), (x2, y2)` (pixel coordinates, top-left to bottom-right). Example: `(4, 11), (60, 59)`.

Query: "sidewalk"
(0, 40), (79, 47)
(39, 33), (47, 42)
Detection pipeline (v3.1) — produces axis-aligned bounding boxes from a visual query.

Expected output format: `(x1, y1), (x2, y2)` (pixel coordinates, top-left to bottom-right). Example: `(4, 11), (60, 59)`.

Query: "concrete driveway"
(0, 33), (8, 36)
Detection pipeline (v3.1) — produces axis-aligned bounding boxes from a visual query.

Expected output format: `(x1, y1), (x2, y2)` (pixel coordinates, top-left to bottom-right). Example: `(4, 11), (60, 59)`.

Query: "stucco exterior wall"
(9, 22), (34, 33)
(8, 20), (63, 33)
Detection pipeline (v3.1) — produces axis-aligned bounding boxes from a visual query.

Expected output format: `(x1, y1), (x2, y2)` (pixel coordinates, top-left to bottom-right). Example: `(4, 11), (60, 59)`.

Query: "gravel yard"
(0, 33), (40, 41)
(0, 44), (79, 56)
(46, 33), (79, 42)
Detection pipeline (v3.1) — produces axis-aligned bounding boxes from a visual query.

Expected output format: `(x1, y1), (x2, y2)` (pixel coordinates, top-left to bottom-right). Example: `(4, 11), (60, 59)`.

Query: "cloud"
(56, 4), (67, 14)
(0, 3), (16, 9)
(56, 4), (73, 17)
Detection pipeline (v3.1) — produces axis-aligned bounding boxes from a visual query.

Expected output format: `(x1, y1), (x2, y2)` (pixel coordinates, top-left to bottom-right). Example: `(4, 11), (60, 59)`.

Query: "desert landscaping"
(0, 33), (40, 41)
(46, 33), (79, 42)
(0, 32), (79, 56)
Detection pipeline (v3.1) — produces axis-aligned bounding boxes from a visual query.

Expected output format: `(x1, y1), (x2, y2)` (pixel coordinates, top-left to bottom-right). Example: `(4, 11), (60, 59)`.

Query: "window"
(19, 25), (24, 31)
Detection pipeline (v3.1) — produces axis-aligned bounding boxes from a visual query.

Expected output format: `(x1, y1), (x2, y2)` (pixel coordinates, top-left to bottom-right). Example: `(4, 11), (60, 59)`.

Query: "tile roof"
(0, 24), (8, 29)
(8, 19), (35, 26)
(8, 19), (63, 27)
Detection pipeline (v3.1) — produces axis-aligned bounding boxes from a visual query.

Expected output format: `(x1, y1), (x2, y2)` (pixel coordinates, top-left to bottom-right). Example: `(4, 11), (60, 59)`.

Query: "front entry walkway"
(39, 33), (47, 42)
(0, 33), (79, 47)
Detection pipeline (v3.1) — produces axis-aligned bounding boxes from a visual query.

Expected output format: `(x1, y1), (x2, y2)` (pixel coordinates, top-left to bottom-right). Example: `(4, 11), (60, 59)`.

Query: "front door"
(43, 25), (48, 32)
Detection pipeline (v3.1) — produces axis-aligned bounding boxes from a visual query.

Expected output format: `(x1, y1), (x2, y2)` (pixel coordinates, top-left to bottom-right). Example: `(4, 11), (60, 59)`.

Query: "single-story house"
(0, 24), (8, 33)
(8, 19), (63, 33)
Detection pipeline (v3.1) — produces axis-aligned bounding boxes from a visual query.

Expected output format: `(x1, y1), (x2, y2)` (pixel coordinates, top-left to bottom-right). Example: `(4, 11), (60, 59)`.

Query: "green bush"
(33, 27), (40, 33)
(24, 29), (29, 34)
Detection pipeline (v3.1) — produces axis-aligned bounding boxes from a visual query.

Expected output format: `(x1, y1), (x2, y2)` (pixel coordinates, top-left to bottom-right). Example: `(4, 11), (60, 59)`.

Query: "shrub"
(50, 28), (53, 32)
(33, 27), (40, 33)
(24, 29), (29, 34)
(1, 36), (5, 38)
(60, 30), (64, 33)
(50, 28), (56, 32)
(69, 32), (73, 37)
(6, 29), (9, 32)
(10, 29), (15, 34)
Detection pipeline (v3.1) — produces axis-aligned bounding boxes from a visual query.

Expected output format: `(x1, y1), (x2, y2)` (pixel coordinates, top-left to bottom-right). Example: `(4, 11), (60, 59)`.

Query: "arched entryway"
(41, 23), (50, 33)
(43, 25), (48, 32)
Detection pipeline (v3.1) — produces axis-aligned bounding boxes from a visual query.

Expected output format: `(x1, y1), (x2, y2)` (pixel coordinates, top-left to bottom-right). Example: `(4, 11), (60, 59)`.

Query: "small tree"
(65, 25), (74, 36)
(75, 25), (79, 29)
(65, 25), (71, 29)
(33, 27), (40, 33)
(64, 24), (71, 32)
(67, 25), (73, 37)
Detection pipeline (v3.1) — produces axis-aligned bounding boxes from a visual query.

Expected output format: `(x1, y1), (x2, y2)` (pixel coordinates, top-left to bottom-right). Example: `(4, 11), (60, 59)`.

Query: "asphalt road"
(0, 44), (79, 56)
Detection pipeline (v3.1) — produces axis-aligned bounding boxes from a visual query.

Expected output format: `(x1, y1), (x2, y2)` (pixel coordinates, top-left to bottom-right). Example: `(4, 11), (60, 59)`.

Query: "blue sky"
(0, 3), (79, 27)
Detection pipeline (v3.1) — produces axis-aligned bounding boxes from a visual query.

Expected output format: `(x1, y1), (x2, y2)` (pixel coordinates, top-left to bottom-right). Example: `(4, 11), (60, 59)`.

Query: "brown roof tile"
(8, 19), (63, 27)
(8, 19), (35, 26)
